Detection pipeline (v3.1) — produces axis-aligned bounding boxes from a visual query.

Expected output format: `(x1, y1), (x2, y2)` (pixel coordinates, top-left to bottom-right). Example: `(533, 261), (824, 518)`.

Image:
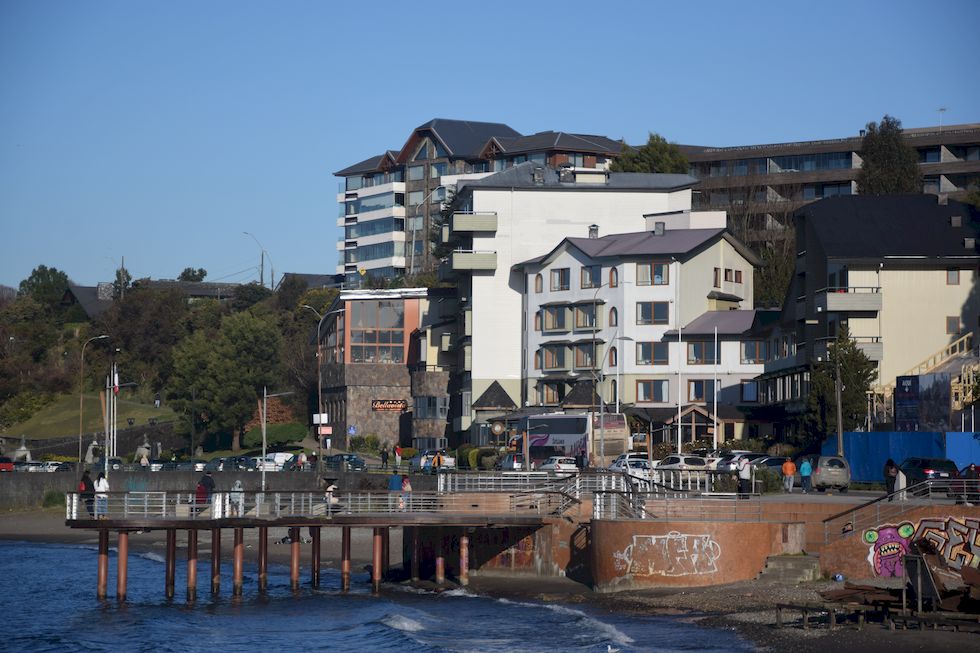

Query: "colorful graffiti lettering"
(612, 532), (721, 577)
(863, 517), (980, 577)
(863, 523), (914, 577)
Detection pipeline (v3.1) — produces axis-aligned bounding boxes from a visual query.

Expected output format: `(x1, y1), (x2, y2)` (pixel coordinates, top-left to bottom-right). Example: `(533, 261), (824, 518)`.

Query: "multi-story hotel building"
(334, 119), (624, 287)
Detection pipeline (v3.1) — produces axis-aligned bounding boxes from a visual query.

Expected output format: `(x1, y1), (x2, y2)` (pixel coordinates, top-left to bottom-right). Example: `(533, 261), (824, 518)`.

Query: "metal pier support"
(117, 531), (129, 602)
(289, 527), (300, 590)
(210, 528), (221, 595)
(165, 529), (176, 599)
(372, 527), (382, 593)
(233, 527), (244, 596)
(258, 526), (268, 593)
(187, 529), (198, 602)
(311, 527), (320, 587)
(97, 529), (109, 600)
(341, 526), (351, 592)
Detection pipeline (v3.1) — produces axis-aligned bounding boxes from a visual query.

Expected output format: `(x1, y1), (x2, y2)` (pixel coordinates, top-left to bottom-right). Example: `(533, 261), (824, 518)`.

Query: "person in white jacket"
(94, 472), (109, 518)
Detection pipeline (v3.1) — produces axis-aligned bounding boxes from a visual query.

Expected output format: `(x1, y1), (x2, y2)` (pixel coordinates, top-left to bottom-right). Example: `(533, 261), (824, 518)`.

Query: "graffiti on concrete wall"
(863, 517), (980, 577)
(612, 531), (721, 577)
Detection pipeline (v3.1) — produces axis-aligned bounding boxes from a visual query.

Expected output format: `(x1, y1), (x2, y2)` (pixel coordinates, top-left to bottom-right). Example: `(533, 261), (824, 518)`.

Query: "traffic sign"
(347, 425), (357, 436)
(318, 426), (332, 436)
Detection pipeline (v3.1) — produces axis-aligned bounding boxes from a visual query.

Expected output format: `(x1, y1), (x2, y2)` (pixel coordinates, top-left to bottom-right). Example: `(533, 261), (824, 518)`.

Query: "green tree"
(805, 326), (877, 443)
(18, 265), (70, 308)
(112, 266), (132, 299)
(610, 133), (688, 174)
(231, 282), (273, 312)
(857, 115), (922, 195)
(178, 267), (207, 282)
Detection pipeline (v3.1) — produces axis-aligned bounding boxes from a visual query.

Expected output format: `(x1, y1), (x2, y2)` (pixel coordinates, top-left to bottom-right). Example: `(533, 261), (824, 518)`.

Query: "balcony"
(439, 332), (452, 353)
(464, 308), (472, 338)
(461, 344), (472, 372)
(451, 250), (497, 271)
(815, 286), (882, 313)
(452, 211), (497, 233)
(813, 336), (883, 362)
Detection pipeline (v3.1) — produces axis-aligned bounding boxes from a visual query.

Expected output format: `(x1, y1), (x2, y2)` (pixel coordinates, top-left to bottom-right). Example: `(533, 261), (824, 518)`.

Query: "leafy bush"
(42, 490), (63, 508)
(478, 448), (499, 470)
(350, 434), (381, 454)
(400, 447), (417, 460)
(243, 422), (308, 449)
(756, 468), (784, 494)
(0, 390), (56, 428)
(713, 474), (738, 492)
(468, 448), (481, 470)
(456, 444), (475, 469)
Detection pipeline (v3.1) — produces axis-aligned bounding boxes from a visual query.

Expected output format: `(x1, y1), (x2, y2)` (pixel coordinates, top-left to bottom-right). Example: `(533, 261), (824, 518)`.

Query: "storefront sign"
(371, 399), (408, 411)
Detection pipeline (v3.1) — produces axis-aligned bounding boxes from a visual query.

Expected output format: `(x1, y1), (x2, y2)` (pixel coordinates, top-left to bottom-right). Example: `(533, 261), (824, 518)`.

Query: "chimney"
(654, 221), (665, 236)
(588, 224), (599, 239)
(950, 215), (962, 227)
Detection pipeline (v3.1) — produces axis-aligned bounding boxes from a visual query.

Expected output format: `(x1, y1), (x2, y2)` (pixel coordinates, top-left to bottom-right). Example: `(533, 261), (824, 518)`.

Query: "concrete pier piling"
(258, 526), (268, 593)
(371, 527), (382, 593)
(289, 527), (300, 590)
(435, 528), (445, 586)
(460, 534), (469, 587)
(311, 527), (320, 587)
(210, 528), (221, 595)
(187, 529), (198, 602)
(341, 526), (351, 592)
(233, 528), (244, 596)
(165, 529), (176, 599)
(117, 531), (129, 602)
(97, 529), (109, 600)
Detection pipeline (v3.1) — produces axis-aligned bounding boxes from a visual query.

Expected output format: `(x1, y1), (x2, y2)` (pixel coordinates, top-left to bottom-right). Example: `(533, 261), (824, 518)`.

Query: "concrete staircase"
(757, 554), (822, 583)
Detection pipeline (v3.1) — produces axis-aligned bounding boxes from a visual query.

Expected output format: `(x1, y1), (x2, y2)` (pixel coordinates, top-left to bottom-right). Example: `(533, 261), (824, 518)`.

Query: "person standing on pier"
(780, 457), (796, 494)
(736, 456), (751, 497)
(799, 458), (813, 494)
(94, 472), (109, 518)
(79, 470), (95, 517)
(394, 445), (402, 469)
(387, 469), (403, 510)
(380, 446), (389, 470)
(400, 474), (412, 511)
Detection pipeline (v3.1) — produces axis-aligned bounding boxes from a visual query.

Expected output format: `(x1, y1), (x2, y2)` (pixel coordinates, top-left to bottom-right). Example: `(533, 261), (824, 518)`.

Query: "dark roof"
(334, 153), (387, 177)
(397, 119), (521, 162)
(516, 226), (762, 269)
(664, 309), (759, 337)
(277, 272), (342, 290)
(800, 195), (980, 261)
(136, 280), (240, 299)
(63, 284), (113, 319)
(561, 380), (599, 409)
(471, 381), (518, 410)
(490, 131), (624, 156)
(458, 162), (697, 195)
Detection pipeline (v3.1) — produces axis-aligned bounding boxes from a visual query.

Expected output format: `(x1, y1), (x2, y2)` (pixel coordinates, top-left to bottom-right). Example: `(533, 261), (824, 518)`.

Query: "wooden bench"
(889, 612), (980, 633)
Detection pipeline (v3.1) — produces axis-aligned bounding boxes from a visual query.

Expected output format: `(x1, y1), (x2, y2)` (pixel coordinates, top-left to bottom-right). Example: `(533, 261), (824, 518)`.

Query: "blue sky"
(2, 0), (978, 289)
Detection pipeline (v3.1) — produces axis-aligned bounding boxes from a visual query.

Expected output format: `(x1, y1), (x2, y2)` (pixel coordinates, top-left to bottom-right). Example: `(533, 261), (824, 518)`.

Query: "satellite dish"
(491, 421), (506, 436)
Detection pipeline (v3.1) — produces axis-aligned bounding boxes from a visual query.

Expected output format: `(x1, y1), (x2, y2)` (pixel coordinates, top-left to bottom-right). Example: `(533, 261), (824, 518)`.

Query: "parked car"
(657, 455), (708, 471)
(0, 456), (13, 472)
(225, 456), (258, 472)
(36, 461), (64, 473)
(149, 459), (167, 472)
(538, 456), (578, 472)
(609, 458), (654, 480)
(324, 453), (366, 472)
(55, 462), (75, 472)
(712, 452), (765, 472)
(610, 453), (650, 468)
(794, 455), (851, 492)
(899, 457), (959, 484)
(175, 459), (207, 472)
(411, 450), (457, 474)
(93, 457), (124, 471)
(14, 460), (41, 472)
(495, 453), (527, 471)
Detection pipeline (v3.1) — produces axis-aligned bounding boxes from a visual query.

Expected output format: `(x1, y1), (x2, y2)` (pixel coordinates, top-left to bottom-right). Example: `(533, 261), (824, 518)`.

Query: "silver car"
(795, 455), (851, 492)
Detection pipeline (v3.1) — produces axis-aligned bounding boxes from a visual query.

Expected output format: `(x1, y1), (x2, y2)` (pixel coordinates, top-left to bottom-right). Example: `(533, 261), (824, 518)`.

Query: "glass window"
(543, 346), (566, 370)
(609, 307), (618, 327)
(636, 342), (669, 365)
(637, 380), (668, 402)
(947, 269), (960, 285)
(637, 263), (652, 286)
(636, 302), (669, 325)
(534, 312), (541, 331)
(535, 274), (543, 293)
(413, 140), (429, 161)
(574, 343), (595, 368)
(430, 162), (448, 178)
(724, 269), (733, 282)
(550, 268), (570, 291)
(946, 316), (961, 334)
(735, 270), (743, 284)
(741, 381), (758, 402)
(581, 265), (600, 289)
(639, 261), (671, 286)
(688, 379), (715, 402)
(609, 346), (617, 367)
(407, 190), (424, 206)
(408, 165), (424, 181)
(433, 141), (447, 158)
(609, 267), (618, 288)
(741, 340), (766, 364)
(534, 351), (541, 369)
(687, 342), (721, 364)
(543, 307), (567, 331)
(349, 299), (404, 364)
(575, 304), (597, 329)
(713, 268), (720, 288)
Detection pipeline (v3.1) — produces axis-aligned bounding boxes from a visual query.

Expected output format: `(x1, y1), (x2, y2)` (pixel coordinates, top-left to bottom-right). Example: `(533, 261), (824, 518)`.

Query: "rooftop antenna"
(937, 107), (948, 134)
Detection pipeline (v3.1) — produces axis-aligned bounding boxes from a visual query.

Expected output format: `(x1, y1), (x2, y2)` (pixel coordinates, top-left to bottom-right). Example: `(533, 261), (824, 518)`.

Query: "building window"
(713, 268), (721, 288)
(637, 262), (669, 286)
(575, 304), (598, 329)
(637, 380), (669, 402)
(534, 351), (541, 370)
(541, 383), (560, 404)
(741, 340), (766, 364)
(543, 346), (567, 370)
(637, 341), (669, 365)
(724, 268), (733, 282)
(637, 301), (669, 325)
(349, 300), (405, 364)
(688, 379), (715, 402)
(550, 268), (570, 291)
(687, 341), (720, 365)
(609, 307), (618, 327)
(947, 269), (960, 285)
(741, 381), (758, 402)
(609, 267), (619, 288)
(735, 270), (743, 284)
(534, 312), (541, 331)
(408, 165), (424, 181)
(946, 316), (961, 334)
(535, 274), (543, 293)
(574, 343), (595, 368)
(429, 162), (448, 178)
(581, 265), (600, 289)
(609, 346), (617, 367)
(543, 307), (567, 331)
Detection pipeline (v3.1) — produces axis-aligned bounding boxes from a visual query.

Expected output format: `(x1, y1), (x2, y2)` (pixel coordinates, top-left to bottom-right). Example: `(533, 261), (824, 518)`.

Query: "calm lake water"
(0, 540), (754, 652)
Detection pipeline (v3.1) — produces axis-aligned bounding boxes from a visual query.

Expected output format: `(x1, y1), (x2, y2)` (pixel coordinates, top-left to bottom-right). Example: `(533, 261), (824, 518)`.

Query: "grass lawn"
(1, 392), (176, 440)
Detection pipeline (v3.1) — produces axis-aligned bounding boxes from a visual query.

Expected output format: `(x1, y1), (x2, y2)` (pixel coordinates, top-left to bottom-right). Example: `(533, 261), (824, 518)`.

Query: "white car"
(538, 456), (578, 472)
(609, 457), (655, 480)
(36, 461), (63, 473)
(656, 455), (708, 471)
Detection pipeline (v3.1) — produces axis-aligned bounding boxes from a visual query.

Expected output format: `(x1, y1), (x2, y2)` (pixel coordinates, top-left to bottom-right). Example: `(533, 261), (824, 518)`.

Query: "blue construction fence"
(820, 431), (980, 482)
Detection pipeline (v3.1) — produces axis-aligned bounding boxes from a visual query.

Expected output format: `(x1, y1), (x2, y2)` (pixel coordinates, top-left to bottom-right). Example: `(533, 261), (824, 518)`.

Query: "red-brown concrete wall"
(819, 506), (980, 580)
(590, 519), (804, 592)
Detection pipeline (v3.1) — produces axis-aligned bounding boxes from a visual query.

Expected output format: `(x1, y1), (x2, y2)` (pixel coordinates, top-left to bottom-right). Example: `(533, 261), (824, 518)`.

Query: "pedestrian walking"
(297, 450), (308, 470)
(394, 445), (402, 470)
(781, 457), (797, 493)
(736, 456), (752, 497)
(380, 447), (389, 470)
(154, 392), (161, 409)
(79, 470), (95, 517)
(199, 471), (215, 502)
(883, 458), (899, 500)
(799, 458), (813, 494)
(230, 479), (245, 516)
(400, 475), (413, 511)
(94, 472), (109, 518)
(432, 450), (444, 473)
(387, 469), (403, 510)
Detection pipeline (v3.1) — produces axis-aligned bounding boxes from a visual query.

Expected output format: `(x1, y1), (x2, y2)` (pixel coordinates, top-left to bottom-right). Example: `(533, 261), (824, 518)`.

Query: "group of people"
(387, 470), (412, 510)
(78, 470), (109, 518)
(379, 445), (403, 470)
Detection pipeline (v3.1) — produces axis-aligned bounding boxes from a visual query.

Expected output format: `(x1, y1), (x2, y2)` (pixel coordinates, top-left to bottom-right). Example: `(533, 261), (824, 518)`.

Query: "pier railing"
(593, 490), (763, 521)
(821, 479), (980, 544)
(65, 489), (580, 521)
(437, 471), (629, 496)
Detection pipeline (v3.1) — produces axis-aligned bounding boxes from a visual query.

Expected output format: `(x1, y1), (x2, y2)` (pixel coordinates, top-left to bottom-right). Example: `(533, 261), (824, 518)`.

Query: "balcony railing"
(451, 250), (497, 271)
(451, 211), (497, 232)
(815, 286), (882, 312)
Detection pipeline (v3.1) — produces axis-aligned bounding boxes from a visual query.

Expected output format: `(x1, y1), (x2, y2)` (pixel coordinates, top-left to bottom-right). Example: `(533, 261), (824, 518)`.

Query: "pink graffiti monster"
(863, 523), (915, 577)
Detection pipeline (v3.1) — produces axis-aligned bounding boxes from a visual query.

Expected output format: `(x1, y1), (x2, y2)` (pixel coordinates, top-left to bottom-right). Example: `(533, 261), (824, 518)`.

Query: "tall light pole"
(409, 185), (444, 276)
(78, 334), (108, 473)
(301, 304), (325, 478)
(674, 257), (683, 454)
(588, 279), (630, 467)
(261, 386), (294, 491)
(243, 231), (272, 288)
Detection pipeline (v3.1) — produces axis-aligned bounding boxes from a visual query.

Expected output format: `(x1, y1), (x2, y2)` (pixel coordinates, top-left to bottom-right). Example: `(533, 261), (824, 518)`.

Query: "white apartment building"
(443, 163), (737, 442)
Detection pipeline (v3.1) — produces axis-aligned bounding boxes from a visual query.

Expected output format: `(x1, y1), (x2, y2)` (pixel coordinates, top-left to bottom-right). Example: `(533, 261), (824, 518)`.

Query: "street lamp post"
(78, 335), (108, 473)
(243, 231), (273, 288)
(261, 386), (294, 491)
(409, 185), (444, 276)
(302, 305), (325, 479)
(587, 279), (632, 467)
